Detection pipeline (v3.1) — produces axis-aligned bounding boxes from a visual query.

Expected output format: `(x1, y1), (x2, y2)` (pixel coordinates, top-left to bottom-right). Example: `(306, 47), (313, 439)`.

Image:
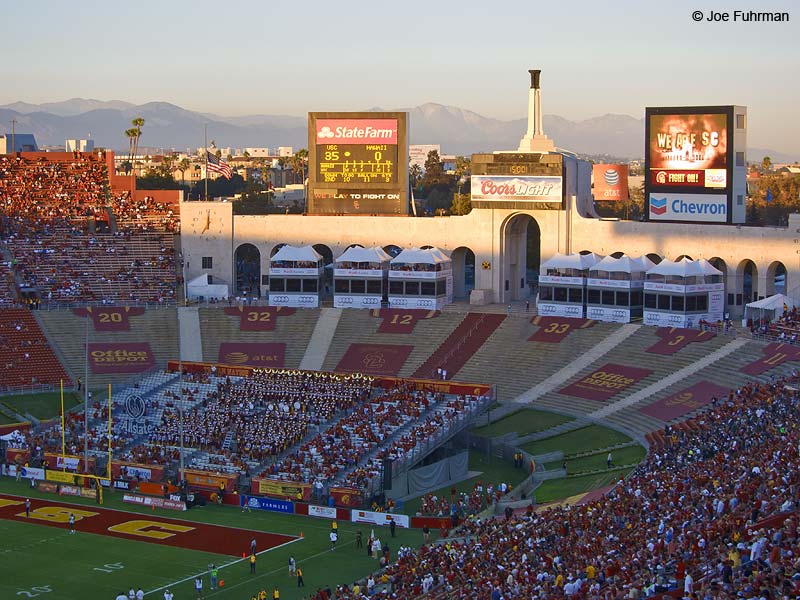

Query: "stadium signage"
(648, 193), (727, 223)
(122, 493), (186, 511)
(240, 494), (294, 514)
(87, 343), (156, 374)
(351, 509), (409, 528)
(471, 176), (562, 202)
(559, 363), (653, 401)
(56, 456), (80, 470)
(308, 505), (337, 519)
(316, 119), (398, 144)
(218, 343), (286, 368)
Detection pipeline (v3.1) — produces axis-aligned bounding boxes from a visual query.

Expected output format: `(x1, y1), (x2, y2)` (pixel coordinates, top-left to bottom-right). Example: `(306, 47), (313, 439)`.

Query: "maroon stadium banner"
(335, 344), (413, 376)
(87, 343), (155, 374)
(741, 343), (800, 376)
(218, 342), (286, 368)
(646, 327), (715, 355)
(370, 308), (440, 334)
(592, 164), (630, 202)
(329, 487), (363, 508)
(528, 316), (595, 343)
(559, 363), (653, 402)
(73, 306), (145, 332)
(224, 306), (296, 331)
(639, 381), (729, 421)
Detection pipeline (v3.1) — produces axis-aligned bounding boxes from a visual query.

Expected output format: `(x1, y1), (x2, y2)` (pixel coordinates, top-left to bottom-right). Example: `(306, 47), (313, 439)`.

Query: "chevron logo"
(650, 197), (667, 215)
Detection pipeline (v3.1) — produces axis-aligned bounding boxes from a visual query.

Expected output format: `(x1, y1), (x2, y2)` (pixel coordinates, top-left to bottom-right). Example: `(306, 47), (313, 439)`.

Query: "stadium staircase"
(37, 307), (178, 388)
(0, 308), (72, 389)
(411, 313), (506, 380)
(178, 306), (203, 362)
(320, 309), (469, 377)
(300, 307), (342, 371)
(457, 317), (629, 402)
(198, 307), (320, 369)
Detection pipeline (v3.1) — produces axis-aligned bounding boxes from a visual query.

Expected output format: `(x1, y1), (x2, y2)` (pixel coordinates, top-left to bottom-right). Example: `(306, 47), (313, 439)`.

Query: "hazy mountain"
(0, 99), (795, 162)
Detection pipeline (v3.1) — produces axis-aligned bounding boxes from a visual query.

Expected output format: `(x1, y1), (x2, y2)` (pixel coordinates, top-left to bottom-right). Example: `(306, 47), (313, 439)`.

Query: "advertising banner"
(351, 509), (409, 528)
(122, 493), (186, 511)
(256, 479), (312, 501)
(648, 193), (728, 223)
(330, 487), (363, 508)
(470, 175), (562, 202)
(333, 295), (383, 309)
(535, 303), (586, 318)
(640, 381), (729, 421)
(15, 466), (45, 481)
(55, 456), (81, 471)
(38, 481), (59, 494)
(585, 306), (631, 324)
(592, 164), (630, 201)
(46, 470), (76, 484)
(559, 363), (653, 402)
(183, 471), (233, 491)
(218, 343), (286, 368)
(648, 113), (727, 173)
(118, 465), (153, 481)
(268, 294), (320, 308)
(315, 119), (399, 145)
(335, 344), (413, 376)
(224, 306), (296, 331)
(240, 495), (294, 514)
(308, 505), (338, 519)
(59, 485), (81, 496)
(87, 343), (156, 374)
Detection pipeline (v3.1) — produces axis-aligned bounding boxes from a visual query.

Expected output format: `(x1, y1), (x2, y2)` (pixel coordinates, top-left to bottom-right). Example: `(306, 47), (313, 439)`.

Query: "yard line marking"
(144, 536), (303, 596)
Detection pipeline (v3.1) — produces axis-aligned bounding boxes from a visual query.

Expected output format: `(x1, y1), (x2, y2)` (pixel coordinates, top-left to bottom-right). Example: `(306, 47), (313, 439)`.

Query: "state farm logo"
(315, 119), (398, 144)
(603, 169), (620, 186)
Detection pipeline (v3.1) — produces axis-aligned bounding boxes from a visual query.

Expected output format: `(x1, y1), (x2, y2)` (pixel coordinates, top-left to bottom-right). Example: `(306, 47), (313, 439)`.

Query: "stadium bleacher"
(0, 308), (71, 389)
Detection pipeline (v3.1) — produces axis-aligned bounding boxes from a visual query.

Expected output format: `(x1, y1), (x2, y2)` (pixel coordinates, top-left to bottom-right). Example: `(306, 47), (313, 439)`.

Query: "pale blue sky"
(1, 0), (797, 152)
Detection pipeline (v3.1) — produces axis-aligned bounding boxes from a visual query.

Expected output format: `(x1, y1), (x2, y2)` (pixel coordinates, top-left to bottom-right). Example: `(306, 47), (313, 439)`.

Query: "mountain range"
(0, 98), (795, 162)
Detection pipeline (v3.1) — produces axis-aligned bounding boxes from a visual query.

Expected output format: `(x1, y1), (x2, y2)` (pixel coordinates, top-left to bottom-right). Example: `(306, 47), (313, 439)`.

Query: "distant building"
(244, 148), (272, 158)
(0, 133), (38, 153)
(277, 147), (293, 158)
(65, 139), (94, 153)
(409, 144), (441, 169)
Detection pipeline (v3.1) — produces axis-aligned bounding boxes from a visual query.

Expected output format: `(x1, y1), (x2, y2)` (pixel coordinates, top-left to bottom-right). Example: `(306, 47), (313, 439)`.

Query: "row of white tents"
(188, 245), (453, 309)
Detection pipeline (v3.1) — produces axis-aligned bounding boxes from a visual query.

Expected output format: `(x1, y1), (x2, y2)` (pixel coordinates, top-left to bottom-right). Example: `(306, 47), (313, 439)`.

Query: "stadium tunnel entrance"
(501, 214), (541, 303)
(235, 243), (261, 297)
(451, 247), (475, 299)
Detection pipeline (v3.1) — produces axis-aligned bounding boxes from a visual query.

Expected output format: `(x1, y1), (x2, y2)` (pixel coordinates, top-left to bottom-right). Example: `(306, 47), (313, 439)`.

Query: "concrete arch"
(766, 260), (787, 296)
(646, 253), (663, 265)
(345, 243), (364, 251)
(610, 251), (625, 259)
(450, 247), (476, 300)
(234, 243), (261, 296)
(500, 213), (541, 303)
(736, 259), (758, 304)
(578, 250), (594, 255)
(383, 244), (402, 258)
(269, 243), (288, 258)
(312, 243), (334, 266)
(421, 245), (434, 250)
(675, 254), (694, 261)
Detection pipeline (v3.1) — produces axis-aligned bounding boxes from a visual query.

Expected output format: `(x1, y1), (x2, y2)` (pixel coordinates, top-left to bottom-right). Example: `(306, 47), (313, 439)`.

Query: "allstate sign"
(649, 193), (727, 223)
(241, 494), (294, 514)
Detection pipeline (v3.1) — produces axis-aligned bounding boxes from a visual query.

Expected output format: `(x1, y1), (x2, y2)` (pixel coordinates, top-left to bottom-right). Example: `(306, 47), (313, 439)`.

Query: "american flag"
(206, 151), (232, 179)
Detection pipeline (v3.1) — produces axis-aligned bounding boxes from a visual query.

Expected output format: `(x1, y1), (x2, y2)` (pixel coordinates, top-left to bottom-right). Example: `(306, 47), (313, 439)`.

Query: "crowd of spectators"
(151, 370), (374, 467)
(352, 379), (800, 600)
(0, 308), (70, 388)
(0, 153), (178, 305)
(753, 304), (800, 344)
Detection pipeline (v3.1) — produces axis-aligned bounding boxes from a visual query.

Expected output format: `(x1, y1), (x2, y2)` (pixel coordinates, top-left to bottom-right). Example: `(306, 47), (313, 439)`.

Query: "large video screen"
(648, 112), (728, 189)
(308, 113), (408, 215)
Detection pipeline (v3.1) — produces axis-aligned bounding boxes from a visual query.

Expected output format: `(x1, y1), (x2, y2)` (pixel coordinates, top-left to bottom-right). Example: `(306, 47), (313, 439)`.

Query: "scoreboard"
(308, 112), (408, 215)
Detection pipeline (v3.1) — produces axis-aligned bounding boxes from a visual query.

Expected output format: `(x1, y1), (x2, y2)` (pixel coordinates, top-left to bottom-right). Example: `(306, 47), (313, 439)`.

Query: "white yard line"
(144, 536), (304, 596)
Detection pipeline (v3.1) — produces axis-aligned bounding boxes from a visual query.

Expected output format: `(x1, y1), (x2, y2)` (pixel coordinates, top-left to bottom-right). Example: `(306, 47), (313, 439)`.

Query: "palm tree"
(125, 128), (138, 168)
(762, 156), (772, 173)
(130, 117), (145, 174)
(176, 158), (191, 187)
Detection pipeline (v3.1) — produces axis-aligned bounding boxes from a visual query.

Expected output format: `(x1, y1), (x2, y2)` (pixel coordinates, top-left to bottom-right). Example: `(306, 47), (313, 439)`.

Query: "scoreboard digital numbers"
(308, 112), (408, 215)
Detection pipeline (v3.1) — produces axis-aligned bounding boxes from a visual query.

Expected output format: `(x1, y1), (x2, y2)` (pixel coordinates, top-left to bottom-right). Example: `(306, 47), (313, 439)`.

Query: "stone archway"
(766, 261), (787, 296)
(737, 259), (758, 304)
(501, 214), (541, 303)
(234, 243), (261, 296)
(383, 244), (402, 258)
(450, 247), (476, 300)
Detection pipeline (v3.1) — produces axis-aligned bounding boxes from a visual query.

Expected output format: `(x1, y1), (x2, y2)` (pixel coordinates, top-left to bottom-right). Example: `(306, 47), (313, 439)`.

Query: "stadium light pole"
(178, 327), (185, 482)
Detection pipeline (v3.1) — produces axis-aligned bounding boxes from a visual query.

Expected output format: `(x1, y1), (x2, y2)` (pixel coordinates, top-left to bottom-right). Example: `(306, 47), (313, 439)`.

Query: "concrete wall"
(179, 200), (797, 315)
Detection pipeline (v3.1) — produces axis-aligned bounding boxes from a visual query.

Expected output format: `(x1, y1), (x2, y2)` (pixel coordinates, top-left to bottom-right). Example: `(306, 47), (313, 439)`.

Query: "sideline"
(144, 536), (304, 597)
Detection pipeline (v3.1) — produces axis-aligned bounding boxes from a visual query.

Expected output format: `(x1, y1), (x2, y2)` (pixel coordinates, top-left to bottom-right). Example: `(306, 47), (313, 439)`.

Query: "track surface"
(0, 493), (297, 555)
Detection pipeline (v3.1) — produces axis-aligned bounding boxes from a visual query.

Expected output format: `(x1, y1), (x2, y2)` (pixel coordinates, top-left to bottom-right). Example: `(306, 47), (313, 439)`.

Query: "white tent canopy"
(391, 247), (451, 266)
(186, 273), (228, 300)
(646, 257), (722, 278)
(541, 252), (603, 273)
(590, 254), (654, 275)
(271, 245), (322, 263)
(746, 293), (796, 312)
(335, 246), (392, 264)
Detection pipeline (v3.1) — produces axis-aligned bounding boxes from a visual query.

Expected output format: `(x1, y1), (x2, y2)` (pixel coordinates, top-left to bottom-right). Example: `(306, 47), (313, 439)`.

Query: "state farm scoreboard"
(645, 105), (747, 224)
(308, 112), (408, 215)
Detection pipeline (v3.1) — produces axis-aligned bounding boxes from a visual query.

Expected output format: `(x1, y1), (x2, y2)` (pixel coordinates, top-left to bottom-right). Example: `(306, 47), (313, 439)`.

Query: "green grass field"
(0, 479), (430, 600)
(521, 424), (633, 456)
(1, 390), (82, 421)
(534, 469), (630, 504)
(470, 408), (573, 438)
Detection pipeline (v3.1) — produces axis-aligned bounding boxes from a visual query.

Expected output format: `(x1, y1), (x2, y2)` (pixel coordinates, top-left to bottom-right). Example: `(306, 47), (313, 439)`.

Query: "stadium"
(0, 70), (799, 600)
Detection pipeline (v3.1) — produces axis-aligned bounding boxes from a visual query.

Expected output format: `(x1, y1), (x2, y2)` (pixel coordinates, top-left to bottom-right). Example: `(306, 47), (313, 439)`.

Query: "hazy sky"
(1, 0), (797, 152)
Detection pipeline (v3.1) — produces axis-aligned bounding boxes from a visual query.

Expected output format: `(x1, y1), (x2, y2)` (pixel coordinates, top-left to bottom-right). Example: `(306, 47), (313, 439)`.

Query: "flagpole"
(60, 379), (65, 459)
(107, 383), (112, 480)
(204, 124), (208, 201)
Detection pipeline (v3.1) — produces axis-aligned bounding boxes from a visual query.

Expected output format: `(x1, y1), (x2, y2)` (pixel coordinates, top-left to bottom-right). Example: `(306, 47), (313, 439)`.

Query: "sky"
(0, 0), (798, 153)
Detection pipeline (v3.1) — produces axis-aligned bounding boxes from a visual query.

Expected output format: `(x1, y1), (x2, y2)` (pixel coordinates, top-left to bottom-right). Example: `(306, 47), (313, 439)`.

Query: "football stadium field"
(0, 480), (425, 600)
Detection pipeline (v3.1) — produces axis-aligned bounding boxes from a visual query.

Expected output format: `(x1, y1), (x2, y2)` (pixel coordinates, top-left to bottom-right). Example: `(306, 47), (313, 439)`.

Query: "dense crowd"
(353, 380), (800, 600)
(0, 153), (178, 304)
(756, 304), (800, 344)
(152, 371), (374, 466)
